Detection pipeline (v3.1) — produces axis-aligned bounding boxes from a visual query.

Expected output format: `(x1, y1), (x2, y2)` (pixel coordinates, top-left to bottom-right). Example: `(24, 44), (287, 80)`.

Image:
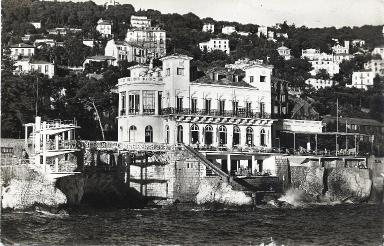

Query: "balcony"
(161, 107), (271, 119)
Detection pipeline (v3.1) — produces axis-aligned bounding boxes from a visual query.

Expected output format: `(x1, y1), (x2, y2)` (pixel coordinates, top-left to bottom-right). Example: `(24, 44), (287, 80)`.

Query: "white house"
(96, 19), (113, 38)
(257, 26), (268, 37)
(301, 49), (321, 60)
(34, 39), (56, 47)
(199, 38), (230, 54)
(276, 33), (288, 39)
(83, 39), (95, 48)
(309, 58), (340, 77)
(10, 43), (35, 59)
(222, 26), (236, 35)
(237, 31), (250, 36)
(125, 26), (166, 59)
(333, 53), (354, 64)
(372, 45), (384, 59)
(347, 70), (375, 90)
(30, 22), (41, 29)
(202, 23), (214, 33)
(364, 59), (384, 76)
(130, 16), (151, 28)
(83, 55), (116, 70)
(117, 54), (275, 150)
(332, 41), (349, 54)
(351, 39), (365, 47)
(14, 59), (55, 78)
(277, 46), (291, 60)
(305, 78), (334, 90)
(105, 0), (119, 9)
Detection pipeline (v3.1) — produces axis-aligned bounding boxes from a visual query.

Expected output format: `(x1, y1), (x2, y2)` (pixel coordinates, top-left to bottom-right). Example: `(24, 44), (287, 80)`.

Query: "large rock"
(195, 178), (252, 205)
(2, 167), (67, 209)
(327, 168), (371, 202)
(290, 166), (324, 198)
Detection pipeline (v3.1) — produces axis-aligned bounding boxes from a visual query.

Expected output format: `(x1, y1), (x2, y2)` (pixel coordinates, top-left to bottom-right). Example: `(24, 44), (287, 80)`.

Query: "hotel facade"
(117, 55), (281, 151)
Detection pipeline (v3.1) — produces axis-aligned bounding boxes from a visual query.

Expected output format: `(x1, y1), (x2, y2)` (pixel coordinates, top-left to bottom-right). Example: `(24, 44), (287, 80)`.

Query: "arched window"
(145, 125), (153, 143)
(260, 129), (266, 146)
(177, 125), (183, 143)
(165, 125), (169, 144)
(129, 125), (137, 142)
(233, 126), (240, 146)
(204, 125), (213, 145)
(191, 124), (199, 144)
(218, 125), (227, 145)
(246, 127), (253, 146)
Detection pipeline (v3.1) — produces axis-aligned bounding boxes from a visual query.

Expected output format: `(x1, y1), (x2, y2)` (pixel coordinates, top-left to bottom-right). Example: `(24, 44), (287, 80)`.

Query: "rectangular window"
(38, 65), (42, 72)
(128, 91), (140, 114)
(177, 68), (184, 75)
(191, 98), (197, 113)
(232, 101), (238, 116)
(246, 102), (252, 114)
(250, 76), (254, 83)
(166, 68), (170, 76)
(260, 76), (266, 82)
(176, 97), (183, 113)
(45, 65), (48, 73)
(158, 91), (162, 115)
(205, 99), (211, 114)
(143, 91), (156, 115)
(219, 100), (225, 115)
(260, 102), (265, 116)
(120, 91), (126, 115)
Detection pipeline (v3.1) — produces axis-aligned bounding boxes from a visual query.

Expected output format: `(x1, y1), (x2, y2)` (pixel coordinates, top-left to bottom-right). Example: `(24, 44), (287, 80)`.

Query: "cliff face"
(1, 166), (66, 210)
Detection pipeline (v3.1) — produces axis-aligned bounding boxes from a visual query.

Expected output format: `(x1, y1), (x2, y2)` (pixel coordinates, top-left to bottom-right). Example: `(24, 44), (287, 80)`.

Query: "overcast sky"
(88, 0), (384, 28)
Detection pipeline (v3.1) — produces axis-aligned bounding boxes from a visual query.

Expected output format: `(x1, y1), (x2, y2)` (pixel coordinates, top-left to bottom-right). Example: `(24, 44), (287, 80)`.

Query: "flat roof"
(279, 130), (371, 137)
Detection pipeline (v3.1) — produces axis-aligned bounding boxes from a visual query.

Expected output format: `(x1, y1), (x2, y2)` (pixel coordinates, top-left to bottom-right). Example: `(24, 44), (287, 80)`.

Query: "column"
(140, 90), (144, 115)
(251, 155), (256, 175)
(68, 130), (71, 141)
(24, 126), (28, 148)
(227, 154), (231, 175)
(293, 133), (296, 152)
(42, 122), (47, 172)
(315, 134), (318, 155)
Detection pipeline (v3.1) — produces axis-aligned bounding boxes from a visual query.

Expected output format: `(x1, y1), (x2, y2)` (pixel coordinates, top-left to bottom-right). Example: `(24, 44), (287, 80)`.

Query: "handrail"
(181, 144), (230, 179)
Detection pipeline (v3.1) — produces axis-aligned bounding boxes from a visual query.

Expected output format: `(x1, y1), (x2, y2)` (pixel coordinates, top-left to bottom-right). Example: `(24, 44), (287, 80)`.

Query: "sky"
(88, 0), (384, 28)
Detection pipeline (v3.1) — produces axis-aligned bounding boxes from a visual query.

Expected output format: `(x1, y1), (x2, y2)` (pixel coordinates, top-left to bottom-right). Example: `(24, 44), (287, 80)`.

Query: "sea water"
(1, 204), (383, 245)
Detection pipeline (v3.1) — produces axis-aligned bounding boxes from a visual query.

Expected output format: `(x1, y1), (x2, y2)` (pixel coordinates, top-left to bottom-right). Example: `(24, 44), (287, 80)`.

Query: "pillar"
(24, 126), (28, 148)
(251, 155), (256, 175)
(227, 154), (231, 175)
(293, 133), (296, 152)
(42, 122), (47, 172)
(139, 90), (144, 115)
(315, 134), (318, 155)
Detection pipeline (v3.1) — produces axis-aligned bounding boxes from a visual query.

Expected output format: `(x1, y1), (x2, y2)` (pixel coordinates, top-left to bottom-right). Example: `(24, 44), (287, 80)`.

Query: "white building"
(351, 39), (365, 47)
(222, 26), (236, 35)
(83, 39), (95, 48)
(199, 39), (230, 54)
(276, 33), (288, 39)
(117, 54), (275, 150)
(14, 59), (55, 78)
(30, 22), (41, 29)
(83, 55), (116, 70)
(130, 16), (151, 28)
(277, 46), (291, 60)
(347, 70), (375, 90)
(202, 23), (214, 33)
(372, 45), (384, 59)
(364, 59), (384, 76)
(305, 78), (334, 90)
(105, 0), (119, 9)
(96, 19), (113, 38)
(225, 58), (264, 70)
(237, 31), (250, 36)
(309, 58), (339, 77)
(301, 49), (321, 60)
(10, 43), (35, 59)
(332, 41), (349, 54)
(257, 26), (268, 37)
(333, 53), (354, 64)
(34, 39), (56, 47)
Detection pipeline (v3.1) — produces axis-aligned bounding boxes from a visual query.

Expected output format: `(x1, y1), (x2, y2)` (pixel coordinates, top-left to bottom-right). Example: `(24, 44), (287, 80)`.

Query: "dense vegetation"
(1, 0), (384, 140)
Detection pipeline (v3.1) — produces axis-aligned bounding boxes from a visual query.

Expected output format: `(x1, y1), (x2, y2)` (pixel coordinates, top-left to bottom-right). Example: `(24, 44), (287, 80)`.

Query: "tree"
(315, 69), (330, 80)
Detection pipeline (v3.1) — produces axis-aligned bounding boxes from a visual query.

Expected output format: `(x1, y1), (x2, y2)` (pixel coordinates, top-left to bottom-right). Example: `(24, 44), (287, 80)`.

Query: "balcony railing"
(161, 107), (271, 119)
